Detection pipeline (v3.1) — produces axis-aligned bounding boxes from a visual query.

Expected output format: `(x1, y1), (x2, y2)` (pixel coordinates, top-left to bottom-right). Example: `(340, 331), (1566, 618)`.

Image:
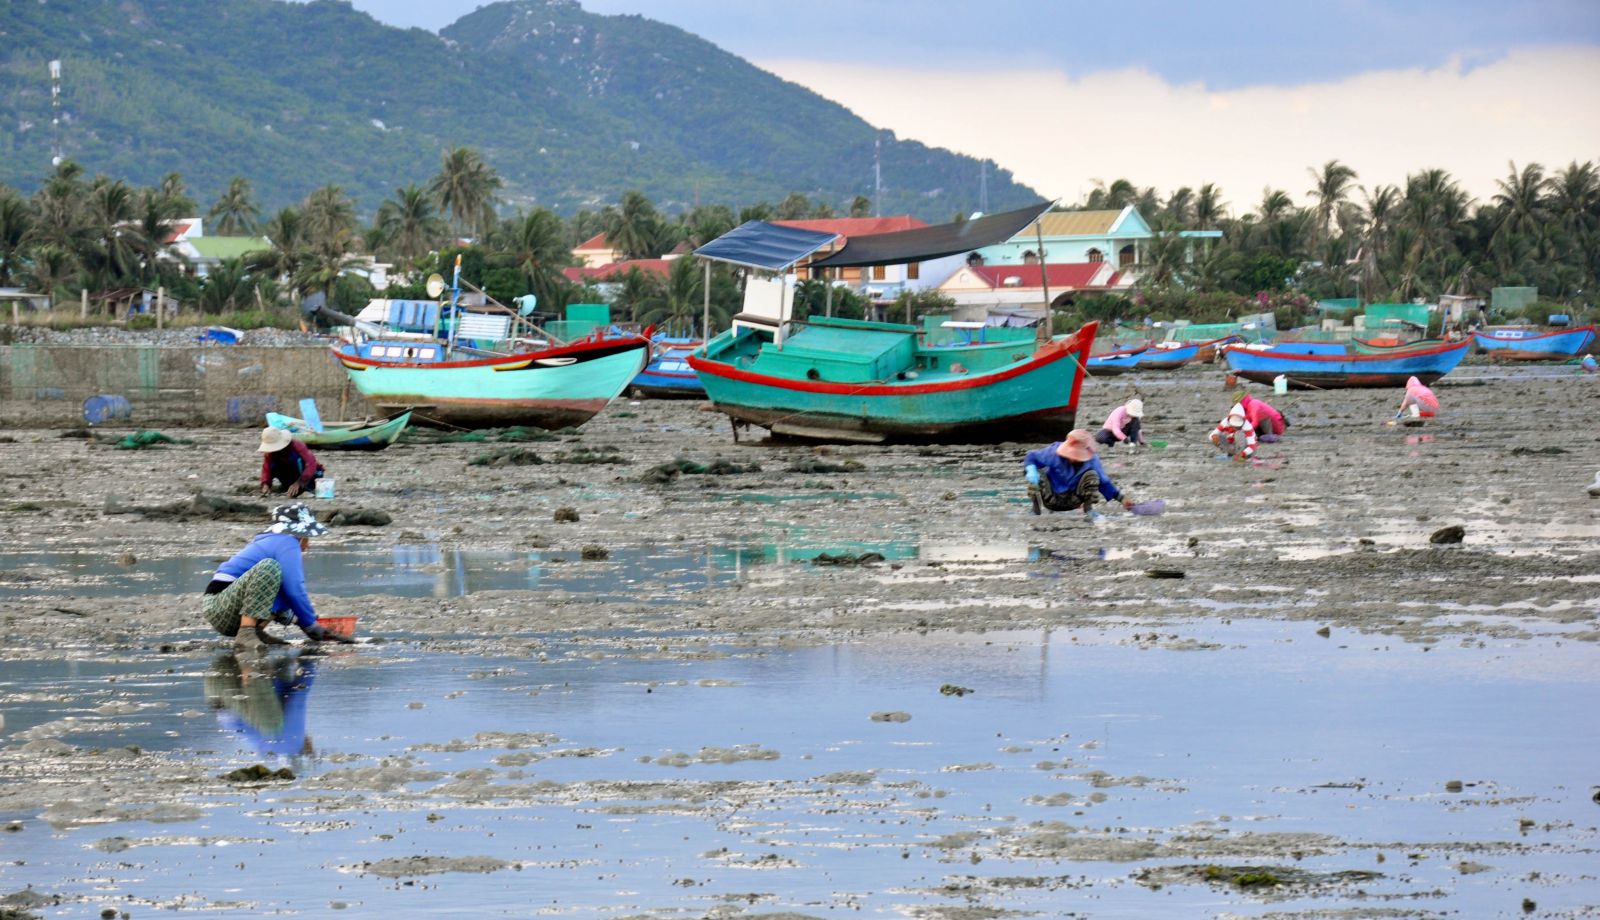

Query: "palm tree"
(1490, 161), (1548, 250)
(0, 189), (33, 287)
(302, 185), (356, 248)
(82, 178), (145, 282)
(1194, 183), (1225, 230)
(608, 266), (662, 324)
(1306, 159), (1358, 249)
(375, 183), (445, 273)
(849, 195), (871, 218)
(774, 192), (812, 220)
(1548, 160), (1598, 243)
(30, 160), (88, 253)
(1164, 187), (1195, 226)
(1257, 188), (1295, 224)
(21, 244), (76, 303)
(502, 208), (571, 310)
(208, 177), (259, 235)
(429, 146), (502, 237)
(638, 256), (706, 330)
(250, 207), (306, 286)
(605, 190), (662, 260)
(198, 257), (254, 314)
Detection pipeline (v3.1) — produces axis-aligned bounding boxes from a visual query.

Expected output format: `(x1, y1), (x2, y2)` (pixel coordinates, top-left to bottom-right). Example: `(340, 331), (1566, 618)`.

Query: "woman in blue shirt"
(201, 503), (354, 652)
(1024, 429), (1135, 519)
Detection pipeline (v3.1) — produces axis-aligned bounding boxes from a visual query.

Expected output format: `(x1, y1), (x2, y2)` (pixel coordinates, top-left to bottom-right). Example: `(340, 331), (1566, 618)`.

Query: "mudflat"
(1, 364), (1596, 918)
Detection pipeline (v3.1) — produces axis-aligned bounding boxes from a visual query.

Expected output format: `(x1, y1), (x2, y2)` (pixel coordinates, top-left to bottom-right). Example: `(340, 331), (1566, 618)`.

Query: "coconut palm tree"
(302, 185), (356, 248)
(30, 160), (88, 253)
(1548, 160), (1598, 244)
(207, 177), (259, 235)
(774, 192), (812, 221)
(1194, 183), (1226, 231)
(608, 266), (662, 324)
(250, 207), (307, 286)
(1489, 161), (1549, 253)
(21, 244), (76, 303)
(1256, 188), (1295, 224)
(1306, 159), (1358, 249)
(606, 190), (662, 260)
(198, 257), (254, 314)
(638, 255), (706, 330)
(429, 146), (502, 237)
(82, 178), (146, 282)
(375, 183), (446, 274)
(0, 189), (33, 287)
(1164, 187), (1195, 226)
(849, 195), (871, 218)
(501, 208), (571, 311)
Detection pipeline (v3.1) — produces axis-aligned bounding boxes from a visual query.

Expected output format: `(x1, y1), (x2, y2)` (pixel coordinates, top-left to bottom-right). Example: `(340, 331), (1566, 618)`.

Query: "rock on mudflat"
(870, 711), (912, 723)
(1429, 525), (1466, 544)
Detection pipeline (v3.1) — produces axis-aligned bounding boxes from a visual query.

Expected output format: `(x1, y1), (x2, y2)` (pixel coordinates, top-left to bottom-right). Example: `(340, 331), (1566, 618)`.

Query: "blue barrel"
(83, 395), (132, 425)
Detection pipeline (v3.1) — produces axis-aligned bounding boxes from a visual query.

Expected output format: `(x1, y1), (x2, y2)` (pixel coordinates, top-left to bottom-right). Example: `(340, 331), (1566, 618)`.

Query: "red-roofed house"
(562, 259), (673, 285)
(573, 232), (621, 268)
(936, 261), (1127, 322)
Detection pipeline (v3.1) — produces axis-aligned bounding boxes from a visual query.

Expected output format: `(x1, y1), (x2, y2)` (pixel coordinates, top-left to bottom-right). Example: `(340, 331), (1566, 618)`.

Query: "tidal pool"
(2, 622), (1596, 917)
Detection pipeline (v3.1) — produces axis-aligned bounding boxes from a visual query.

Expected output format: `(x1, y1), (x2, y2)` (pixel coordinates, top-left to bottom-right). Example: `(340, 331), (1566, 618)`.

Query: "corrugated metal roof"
(185, 236), (272, 260)
(1019, 210), (1123, 238)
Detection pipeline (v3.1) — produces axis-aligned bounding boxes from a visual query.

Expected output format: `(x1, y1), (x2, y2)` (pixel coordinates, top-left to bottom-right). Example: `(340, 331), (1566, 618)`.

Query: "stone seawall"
(0, 344), (373, 427)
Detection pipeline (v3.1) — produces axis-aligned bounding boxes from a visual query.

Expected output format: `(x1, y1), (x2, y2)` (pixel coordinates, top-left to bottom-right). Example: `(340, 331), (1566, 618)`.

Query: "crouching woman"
(202, 503), (355, 652)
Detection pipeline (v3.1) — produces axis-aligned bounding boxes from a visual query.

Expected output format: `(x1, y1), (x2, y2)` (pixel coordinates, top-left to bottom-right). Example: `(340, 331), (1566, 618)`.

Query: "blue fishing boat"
(632, 336), (705, 398)
(1137, 334), (1241, 370)
(1085, 345), (1147, 376)
(1472, 325), (1596, 361)
(685, 205), (1099, 442)
(1224, 338), (1470, 388)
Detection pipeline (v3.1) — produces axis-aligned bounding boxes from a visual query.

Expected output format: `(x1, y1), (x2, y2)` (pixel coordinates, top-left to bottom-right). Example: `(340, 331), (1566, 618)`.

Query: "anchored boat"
(631, 336), (705, 398)
(685, 205), (1098, 442)
(1224, 338), (1471, 388)
(331, 260), (649, 429)
(1472, 325), (1596, 361)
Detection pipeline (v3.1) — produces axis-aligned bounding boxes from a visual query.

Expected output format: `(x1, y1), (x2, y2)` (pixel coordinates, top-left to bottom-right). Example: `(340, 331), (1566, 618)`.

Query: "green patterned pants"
(201, 559), (284, 637)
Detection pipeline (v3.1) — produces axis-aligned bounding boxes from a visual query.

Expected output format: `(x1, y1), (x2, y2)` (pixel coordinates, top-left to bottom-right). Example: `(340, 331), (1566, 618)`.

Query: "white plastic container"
(1272, 374), (1288, 395)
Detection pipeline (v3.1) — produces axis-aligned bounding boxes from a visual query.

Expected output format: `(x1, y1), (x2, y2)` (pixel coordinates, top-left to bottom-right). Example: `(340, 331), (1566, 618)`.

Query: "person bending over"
(201, 502), (355, 652)
(1024, 429), (1134, 520)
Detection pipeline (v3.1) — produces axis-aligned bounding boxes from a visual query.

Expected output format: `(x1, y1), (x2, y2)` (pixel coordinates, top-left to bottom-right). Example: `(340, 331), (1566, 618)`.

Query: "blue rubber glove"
(1024, 464), (1041, 486)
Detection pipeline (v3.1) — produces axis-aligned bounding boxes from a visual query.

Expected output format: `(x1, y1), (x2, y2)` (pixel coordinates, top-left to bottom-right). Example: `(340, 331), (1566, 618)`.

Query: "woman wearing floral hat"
(1023, 429), (1135, 521)
(201, 502), (355, 652)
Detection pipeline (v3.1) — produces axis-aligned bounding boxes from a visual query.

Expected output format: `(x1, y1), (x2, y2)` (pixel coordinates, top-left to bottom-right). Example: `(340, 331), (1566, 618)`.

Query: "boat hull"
(1139, 335), (1241, 369)
(1473, 326), (1595, 360)
(1224, 339), (1470, 389)
(688, 325), (1095, 443)
(334, 338), (649, 429)
(265, 411), (412, 450)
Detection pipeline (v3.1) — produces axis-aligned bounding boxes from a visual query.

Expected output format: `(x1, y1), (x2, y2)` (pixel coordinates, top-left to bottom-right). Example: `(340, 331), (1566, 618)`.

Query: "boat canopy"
(809, 201), (1053, 269)
(694, 221), (840, 272)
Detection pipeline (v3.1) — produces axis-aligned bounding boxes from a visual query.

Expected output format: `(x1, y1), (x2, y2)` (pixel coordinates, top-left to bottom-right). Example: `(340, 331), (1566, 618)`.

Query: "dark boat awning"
(809, 201), (1054, 269)
(693, 221), (840, 272)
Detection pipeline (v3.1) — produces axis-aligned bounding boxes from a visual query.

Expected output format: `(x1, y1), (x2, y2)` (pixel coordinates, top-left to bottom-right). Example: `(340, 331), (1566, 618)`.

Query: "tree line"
(2, 148), (1594, 333)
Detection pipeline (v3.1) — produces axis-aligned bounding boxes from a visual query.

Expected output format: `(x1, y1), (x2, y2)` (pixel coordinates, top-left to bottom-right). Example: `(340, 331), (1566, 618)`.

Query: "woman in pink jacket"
(1232, 390), (1288, 442)
(1396, 376), (1439, 418)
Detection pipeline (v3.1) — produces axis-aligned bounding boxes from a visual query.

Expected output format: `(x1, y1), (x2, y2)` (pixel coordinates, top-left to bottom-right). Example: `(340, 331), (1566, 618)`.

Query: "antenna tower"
(873, 137), (881, 217)
(48, 59), (63, 166)
(979, 160), (989, 213)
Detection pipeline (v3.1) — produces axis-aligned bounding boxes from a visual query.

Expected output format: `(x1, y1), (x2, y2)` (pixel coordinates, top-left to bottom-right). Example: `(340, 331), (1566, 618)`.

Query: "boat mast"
(1034, 217), (1052, 344)
(445, 253), (462, 356)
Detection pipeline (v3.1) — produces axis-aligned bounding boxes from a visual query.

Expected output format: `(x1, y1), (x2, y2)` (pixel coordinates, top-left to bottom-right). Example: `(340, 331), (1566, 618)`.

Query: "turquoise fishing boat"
(685, 205), (1098, 442)
(265, 410), (412, 451)
(332, 258), (649, 429)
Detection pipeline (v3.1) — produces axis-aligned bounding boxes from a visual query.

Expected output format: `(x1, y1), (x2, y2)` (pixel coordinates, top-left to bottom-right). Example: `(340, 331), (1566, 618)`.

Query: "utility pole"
(979, 160), (989, 214)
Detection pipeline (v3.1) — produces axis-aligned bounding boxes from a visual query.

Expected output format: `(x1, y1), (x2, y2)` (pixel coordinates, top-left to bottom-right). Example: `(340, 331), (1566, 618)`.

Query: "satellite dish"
(425, 274), (446, 299)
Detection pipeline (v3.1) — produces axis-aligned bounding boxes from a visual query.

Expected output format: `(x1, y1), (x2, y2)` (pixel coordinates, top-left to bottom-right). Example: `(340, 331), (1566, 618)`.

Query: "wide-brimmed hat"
(258, 426), (293, 453)
(1125, 398), (1144, 419)
(1056, 429), (1097, 462)
(266, 502), (328, 538)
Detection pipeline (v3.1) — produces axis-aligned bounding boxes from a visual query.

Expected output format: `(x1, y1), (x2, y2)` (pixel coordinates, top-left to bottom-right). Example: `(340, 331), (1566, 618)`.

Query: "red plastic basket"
(318, 615), (358, 638)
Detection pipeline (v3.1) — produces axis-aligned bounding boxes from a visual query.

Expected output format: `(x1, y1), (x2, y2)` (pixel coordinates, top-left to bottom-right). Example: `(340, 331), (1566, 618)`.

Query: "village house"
(935, 261), (1127, 324)
(973, 206), (1221, 274)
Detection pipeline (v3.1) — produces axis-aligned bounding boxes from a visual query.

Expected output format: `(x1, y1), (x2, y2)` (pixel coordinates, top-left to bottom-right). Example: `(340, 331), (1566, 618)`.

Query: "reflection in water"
(203, 652), (317, 761)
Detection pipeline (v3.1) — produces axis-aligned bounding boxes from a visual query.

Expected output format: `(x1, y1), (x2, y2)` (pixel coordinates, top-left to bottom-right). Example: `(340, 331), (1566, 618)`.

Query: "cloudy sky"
(334, 0), (1600, 210)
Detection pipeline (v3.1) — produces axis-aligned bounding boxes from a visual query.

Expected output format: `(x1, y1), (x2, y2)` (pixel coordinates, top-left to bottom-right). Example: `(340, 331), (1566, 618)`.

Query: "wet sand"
(1, 364), (1597, 917)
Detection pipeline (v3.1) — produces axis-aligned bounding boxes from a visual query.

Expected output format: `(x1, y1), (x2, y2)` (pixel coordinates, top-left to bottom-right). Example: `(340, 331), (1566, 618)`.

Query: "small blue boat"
(1224, 339), (1470, 388)
(1137, 334), (1242, 370)
(1085, 344), (1148, 376)
(1472, 325), (1595, 361)
(632, 337), (705, 398)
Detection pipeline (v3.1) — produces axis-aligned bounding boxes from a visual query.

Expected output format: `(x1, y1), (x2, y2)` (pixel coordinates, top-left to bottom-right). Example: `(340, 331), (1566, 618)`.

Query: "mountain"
(0, 0), (1039, 220)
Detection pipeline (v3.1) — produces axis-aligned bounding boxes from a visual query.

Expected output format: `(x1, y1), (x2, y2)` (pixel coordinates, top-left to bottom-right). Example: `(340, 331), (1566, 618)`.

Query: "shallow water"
(2, 624), (1596, 917)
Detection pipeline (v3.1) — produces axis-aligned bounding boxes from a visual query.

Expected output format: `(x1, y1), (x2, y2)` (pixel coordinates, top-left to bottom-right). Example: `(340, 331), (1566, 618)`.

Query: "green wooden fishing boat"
(265, 411), (412, 451)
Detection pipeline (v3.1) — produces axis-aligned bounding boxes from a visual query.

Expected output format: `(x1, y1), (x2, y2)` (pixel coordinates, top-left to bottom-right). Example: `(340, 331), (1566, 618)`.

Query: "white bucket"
(314, 478), (336, 499)
(1272, 374), (1288, 395)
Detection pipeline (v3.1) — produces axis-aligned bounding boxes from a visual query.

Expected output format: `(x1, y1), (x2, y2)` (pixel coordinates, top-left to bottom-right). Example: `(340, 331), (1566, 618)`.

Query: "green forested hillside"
(0, 0), (1036, 218)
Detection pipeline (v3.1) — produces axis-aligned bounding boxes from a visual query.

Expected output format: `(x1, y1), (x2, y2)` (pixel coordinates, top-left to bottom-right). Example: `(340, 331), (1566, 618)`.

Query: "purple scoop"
(1129, 500), (1166, 516)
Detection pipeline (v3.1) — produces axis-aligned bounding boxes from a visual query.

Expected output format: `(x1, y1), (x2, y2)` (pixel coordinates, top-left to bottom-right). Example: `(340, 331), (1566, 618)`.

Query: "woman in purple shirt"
(201, 503), (354, 652)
